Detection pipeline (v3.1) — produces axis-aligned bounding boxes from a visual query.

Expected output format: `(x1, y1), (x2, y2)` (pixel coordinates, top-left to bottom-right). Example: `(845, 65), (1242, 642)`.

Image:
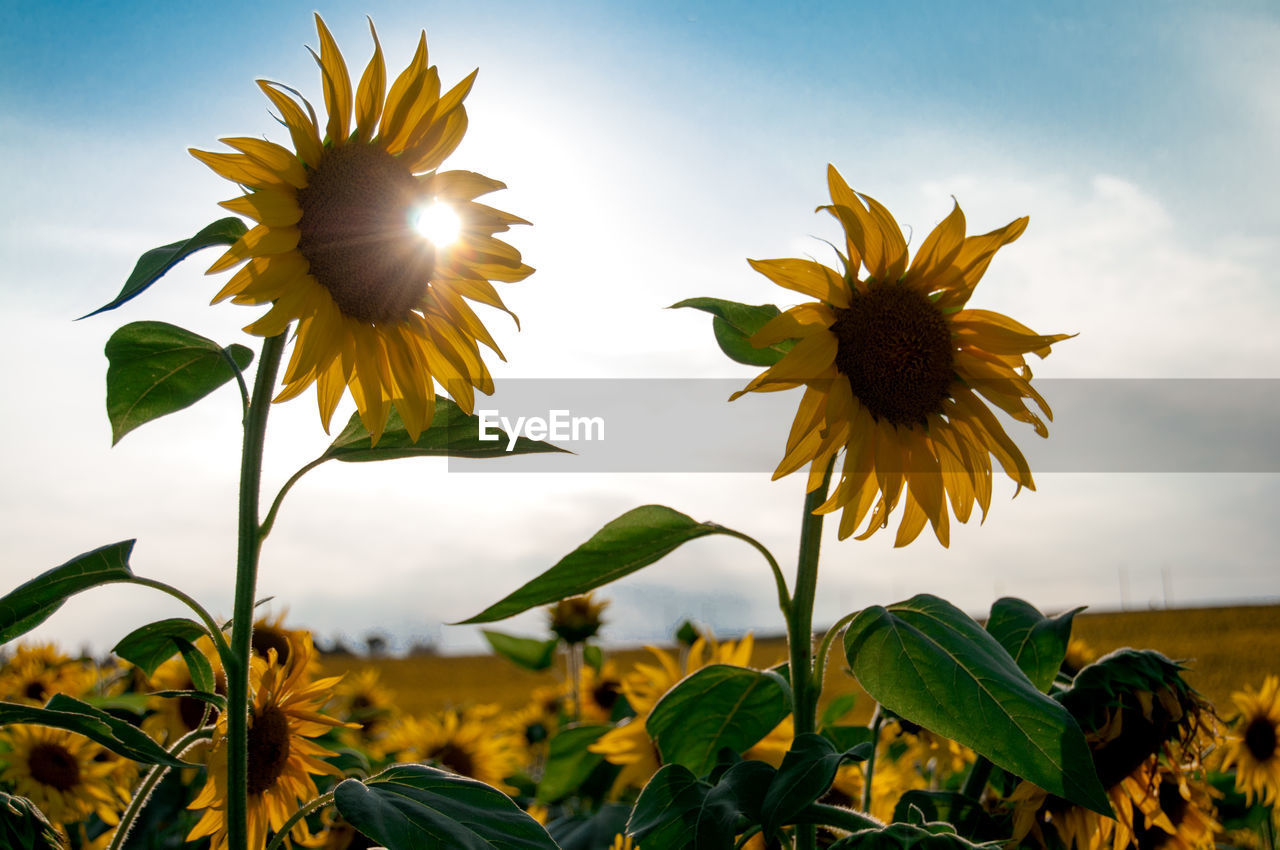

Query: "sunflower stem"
(107, 728), (213, 850)
(789, 457), (834, 850)
(860, 706), (883, 814)
(264, 790), (335, 850)
(226, 331), (286, 850)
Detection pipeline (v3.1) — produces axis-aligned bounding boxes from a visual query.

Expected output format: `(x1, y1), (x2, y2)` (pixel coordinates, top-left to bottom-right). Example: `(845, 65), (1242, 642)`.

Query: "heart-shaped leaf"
(113, 618), (209, 676)
(760, 734), (870, 834)
(105, 322), (253, 443)
(843, 594), (1109, 815)
(332, 764), (558, 849)
(647, 665), (790, 778)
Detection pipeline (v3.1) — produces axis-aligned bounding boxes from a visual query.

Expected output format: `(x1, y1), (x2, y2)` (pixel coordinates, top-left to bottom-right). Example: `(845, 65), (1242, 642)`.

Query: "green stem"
(789, 456), (835, 850)
(128, 576), (231, 664)
(860, 706), (883, 814)
(107, 728), (213, 850)
(813, 611), (858, 704)
(960, 754), (994, 801)
(259, 456), (331, 540)
(796, 802), (879, 833)
(220, 347), (251, 415)
(226, 331), (286, 850)
(788, 457), (835, 737)
(717, 527), (791, 615)
(264, 791), (336, 850)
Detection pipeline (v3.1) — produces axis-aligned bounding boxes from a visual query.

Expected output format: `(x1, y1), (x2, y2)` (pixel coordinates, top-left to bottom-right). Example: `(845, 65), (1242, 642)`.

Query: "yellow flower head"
(383, 704), (525, 793)
(1221, 675), (1280, 806)
(192, 15), (533, 443)
(0, 642), (99, 706)
(0, 725), (130, 827)
(187, 635), (353, 850)
(548, 593), (610, 644)
(735, 165), (1070, 546)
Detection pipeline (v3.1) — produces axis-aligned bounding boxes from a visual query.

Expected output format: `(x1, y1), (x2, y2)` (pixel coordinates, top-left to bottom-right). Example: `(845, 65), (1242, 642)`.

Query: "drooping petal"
(353, 18), (386, 142)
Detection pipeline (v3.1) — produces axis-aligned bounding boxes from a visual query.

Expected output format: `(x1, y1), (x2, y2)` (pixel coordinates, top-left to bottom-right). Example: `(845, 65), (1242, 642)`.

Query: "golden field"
(320, 603), (1280, 725)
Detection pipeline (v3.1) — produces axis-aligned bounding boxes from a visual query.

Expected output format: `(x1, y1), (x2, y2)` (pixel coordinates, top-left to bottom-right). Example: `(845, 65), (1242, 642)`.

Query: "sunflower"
(1221, 675), (1280, 806)
(383, 704), (525, 792)
(577, 661), (626, 725)
(589, 634), (760, 795)
(0, 725), (130, 827)
(328, 667), (399, 757)
(733, 165), (1070, 546)
(141, 634), (224, 748)
(1126, 769), (1219, 850)
(187, 636), (352, 850)
(192, 15), (533, 443)
(0, 642), (99, 705)
(548, 593), (610, 645)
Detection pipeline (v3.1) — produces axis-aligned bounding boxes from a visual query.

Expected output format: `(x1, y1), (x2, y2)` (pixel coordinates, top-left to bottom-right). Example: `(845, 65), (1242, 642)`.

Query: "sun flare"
(412, 201), (463, 247)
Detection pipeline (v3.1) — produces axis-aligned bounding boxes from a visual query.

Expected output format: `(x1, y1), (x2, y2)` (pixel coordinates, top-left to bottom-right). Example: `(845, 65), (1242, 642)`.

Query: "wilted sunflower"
(0, 725), (129, 827)
(187, 637), (352, 850)
(383, 704), (525, 792)
(734, 165), (1070, 546)
(1221, 675), (1280, 806)
(192, 15), (532, 442)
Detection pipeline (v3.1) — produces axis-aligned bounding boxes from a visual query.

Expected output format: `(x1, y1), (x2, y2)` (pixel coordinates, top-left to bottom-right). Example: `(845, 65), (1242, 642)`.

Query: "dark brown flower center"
(251, 628), (293, 667)
(430, 742), (475, 778)
(592, 679), (622, 713)
(23, 680), (47, 702)
(1245, 716), (1278, 762)
(829, 283), (955, 427)
(296, 144), (434, 324)
(29, 743), (80, 791)
(247, 704), (292, 796)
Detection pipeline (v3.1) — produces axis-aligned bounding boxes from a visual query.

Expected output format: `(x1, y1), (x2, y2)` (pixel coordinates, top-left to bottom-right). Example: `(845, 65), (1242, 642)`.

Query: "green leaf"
(323, 399), (568, 462)
(820, 693), (858, 727)
(827, 819), (989, 850)
(537, 725), (611, 803)
(0, 793), (63, 850)
(332, 764), (559, 849)
(985, 598), (1082, 693)
(458, 506), (735, 624)
(105, 322), (253, 444)
(79, 217), (248, 319)
(627, 760), (775, 850)
(820, 724), (874, 753)
(671, 298), (795, 367)
(627, 764), (707, 849)
(0, 694), (192, 767)
(113, 618), (209, 676)
(843, 594), (1110, 815)
(647, 665), (791, 777)
(583, 643), (604, 673)
(178, 637), (217, 695)
(482, 630), (558, 672)
(0, 541), (135, 645)
(760, 734), (870, 834)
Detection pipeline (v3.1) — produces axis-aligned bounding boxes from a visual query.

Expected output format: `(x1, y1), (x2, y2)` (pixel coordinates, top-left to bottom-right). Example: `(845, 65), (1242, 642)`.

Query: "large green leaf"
(482, 630), (558, 673)
(0, 793), (63, 850)
(105, 322), (253, 444)
(843, 594), (1110, 815)
(536, 725), (611, 803)
(985, 597), (1081, 693)
(760, 734), (870, 834)
(79, 217), (248, 319)
(0, 694), (192, 767)
(671, 298), (795, 367)
(626, 760), (775, 850)
(332, 764), (559, 849)
(322, 399), (568, 461)
(0, 541), (135, 645)
(113, 617), (209, 676)
(458, 506), (736, 624)
(647, 664), (791, 777)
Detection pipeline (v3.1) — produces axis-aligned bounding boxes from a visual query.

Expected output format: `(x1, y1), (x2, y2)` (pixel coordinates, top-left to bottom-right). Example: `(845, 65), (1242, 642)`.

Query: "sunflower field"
(2, 12), (1278, 850)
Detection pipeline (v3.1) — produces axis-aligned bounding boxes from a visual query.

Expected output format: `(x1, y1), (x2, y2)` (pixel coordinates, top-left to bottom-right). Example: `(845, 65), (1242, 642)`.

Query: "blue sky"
(2, 2), (1278, 655)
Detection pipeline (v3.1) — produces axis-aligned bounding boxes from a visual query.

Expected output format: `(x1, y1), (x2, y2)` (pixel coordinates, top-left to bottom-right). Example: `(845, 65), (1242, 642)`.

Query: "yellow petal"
(903, 200), (966, 291)
(206, 225), (300, 274)
(220, 137), (307, 188)
(257, 80), (324, 167)
(405, 105), (470, 174)
(313, 15), (353, 143)
(218, 189), (303, 227)
(748, 257), (850, 308)
(354, 18), (386, 142)
(189, 148), (288, 191)
(860, 191), (909, 282)
(427, 170), (507, 201)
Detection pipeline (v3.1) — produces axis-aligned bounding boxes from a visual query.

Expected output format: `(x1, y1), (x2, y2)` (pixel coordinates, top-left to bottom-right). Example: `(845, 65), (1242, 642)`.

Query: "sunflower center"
(593, 680), (622, 713)
(247, 703), (292, 796)
(430, 742), (475, 778)
(1245, 716), (1278, 762)
(251, 628), (293, 667)
(829, 283), (955, 427)
(24, 680), (47, 702)
(296, 144), (433, 324)
(29, 743), (80, 791)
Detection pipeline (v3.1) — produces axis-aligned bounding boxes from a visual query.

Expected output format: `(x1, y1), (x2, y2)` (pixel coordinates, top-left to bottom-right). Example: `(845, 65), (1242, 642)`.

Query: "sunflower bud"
(547, 593), (609, 644)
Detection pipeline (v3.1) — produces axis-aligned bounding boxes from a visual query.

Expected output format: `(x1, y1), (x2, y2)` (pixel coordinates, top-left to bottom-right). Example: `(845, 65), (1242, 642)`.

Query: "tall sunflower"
(1221, 675), (1280, 805)
(734, 165), (1070, 546)
(192, 15), (533, 443)
(187, 637), (352, 850)
(0, 725), (129, 827)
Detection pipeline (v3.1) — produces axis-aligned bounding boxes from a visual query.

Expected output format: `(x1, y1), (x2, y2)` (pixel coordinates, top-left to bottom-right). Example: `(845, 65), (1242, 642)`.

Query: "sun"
(412, 200), (463, 247)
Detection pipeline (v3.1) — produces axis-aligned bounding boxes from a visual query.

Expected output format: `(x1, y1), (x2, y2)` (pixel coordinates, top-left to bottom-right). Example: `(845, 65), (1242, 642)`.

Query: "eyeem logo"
(477, 409), (605, 450)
